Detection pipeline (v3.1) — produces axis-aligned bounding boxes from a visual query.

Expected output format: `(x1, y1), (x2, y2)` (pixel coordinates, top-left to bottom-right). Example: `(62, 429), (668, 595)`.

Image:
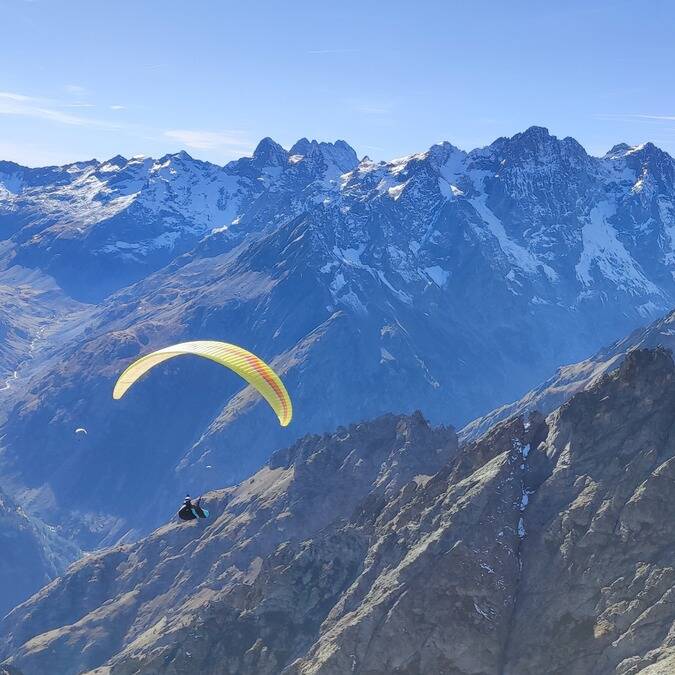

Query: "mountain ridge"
(1, 125), (675, 553)
(2, 347), (674, 674)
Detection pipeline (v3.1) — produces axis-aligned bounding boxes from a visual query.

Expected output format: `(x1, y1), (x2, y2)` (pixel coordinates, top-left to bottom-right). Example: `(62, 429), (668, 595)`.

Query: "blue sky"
(2, 0), (675, 166)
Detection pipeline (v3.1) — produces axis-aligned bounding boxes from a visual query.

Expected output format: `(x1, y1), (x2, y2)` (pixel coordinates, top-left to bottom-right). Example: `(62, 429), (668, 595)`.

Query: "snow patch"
(473, 601), (492, 620)
(424, 266), (449, 287)
(517, 517), (526, 538)
(470, 196), (557, 280)
(519, 491), (529, 511)
(388, 182), (407, 200)
(576, 200), (662, 296)
(380, 347), (395, 362)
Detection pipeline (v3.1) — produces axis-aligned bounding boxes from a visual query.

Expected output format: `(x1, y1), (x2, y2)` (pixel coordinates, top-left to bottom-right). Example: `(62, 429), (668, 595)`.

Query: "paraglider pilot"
(178, 495), (207, 521)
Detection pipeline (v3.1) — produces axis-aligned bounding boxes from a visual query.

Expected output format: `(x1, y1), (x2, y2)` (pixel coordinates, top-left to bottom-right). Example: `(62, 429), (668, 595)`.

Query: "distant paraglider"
(75, 427), (88, 435)
(112, 340), (293, 427)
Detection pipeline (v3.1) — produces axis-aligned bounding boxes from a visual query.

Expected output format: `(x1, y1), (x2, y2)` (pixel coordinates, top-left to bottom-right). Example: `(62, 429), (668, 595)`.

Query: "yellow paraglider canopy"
(112, 340), (292, 427)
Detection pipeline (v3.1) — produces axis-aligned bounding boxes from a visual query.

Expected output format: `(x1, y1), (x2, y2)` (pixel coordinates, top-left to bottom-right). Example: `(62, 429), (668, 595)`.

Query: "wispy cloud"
(64, 84), (87, 95)
(629, 114), (675, 122)
(0, 92), (118, 128)
(164, 129), (252, 153)
(307, 48), (359, 55)
(594, 113), (675, 123)
(0, 91), (119, 129)
(346, 97), (395, 120)
(0, 92), (31, 102)
(1, 90), (256, 162)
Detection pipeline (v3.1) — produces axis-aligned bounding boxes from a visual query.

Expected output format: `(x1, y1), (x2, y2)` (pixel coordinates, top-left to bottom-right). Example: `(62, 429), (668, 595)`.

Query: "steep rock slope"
(503, 348), (675, 674)
(0, 265), (87, 384)
(0, 487), (80, 620)
(0, 413), (457, 674)
(2, 349), (674, 674)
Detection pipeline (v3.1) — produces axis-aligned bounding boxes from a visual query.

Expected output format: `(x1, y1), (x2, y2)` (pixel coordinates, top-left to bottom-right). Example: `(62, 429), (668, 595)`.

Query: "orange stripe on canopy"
(113, 340), (293, 426)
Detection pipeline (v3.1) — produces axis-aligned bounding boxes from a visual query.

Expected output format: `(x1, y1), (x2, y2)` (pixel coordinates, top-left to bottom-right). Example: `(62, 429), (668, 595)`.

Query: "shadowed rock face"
(2, 348), (674, 674)
(502, 348), (675, 675)
(0, 665), (23, 675)
(0, 488), (80, 620)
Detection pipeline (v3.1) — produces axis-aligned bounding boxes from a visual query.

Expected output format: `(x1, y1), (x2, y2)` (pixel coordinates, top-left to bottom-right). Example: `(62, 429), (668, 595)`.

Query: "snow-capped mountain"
(1, 127), (675, 550)
(2, 127), (673, 309)
(0, 138), (359, 300)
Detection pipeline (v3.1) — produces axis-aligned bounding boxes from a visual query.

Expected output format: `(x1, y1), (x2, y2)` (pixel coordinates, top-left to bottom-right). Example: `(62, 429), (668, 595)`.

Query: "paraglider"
(112, 340), (293, 525)
(112, 340), (292, 427)
(75, 427), (87, 435)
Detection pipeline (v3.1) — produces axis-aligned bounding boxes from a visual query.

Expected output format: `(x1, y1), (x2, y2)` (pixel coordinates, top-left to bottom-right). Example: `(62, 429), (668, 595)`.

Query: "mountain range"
(1, 345), (674, 674)
(1, 126), (675, 583)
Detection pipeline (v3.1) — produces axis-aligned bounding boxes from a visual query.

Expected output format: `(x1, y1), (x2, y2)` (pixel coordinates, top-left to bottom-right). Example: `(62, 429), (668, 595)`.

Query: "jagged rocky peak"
(174, 149), (194, 161)
(289, 137), (359, 173)
(386, 141), (467, 182)
(251, 136), (289, 167)
(498, 125), (589, 162)
(517, 124), (569, 146)
(426, 139), (465, 163)
(604, 141), (673, 168)
(605, 142), (633, 159)
(0, 160), (24, 174)
(101, 153), (128, 169)
(0, 413), (458, 675)
(420, 141), (468, 189)
(156, 149), (194, 165)
(515, 124), (553, 142)
(625, 142), (675, 193)
(269, 410), (457, 496)
(484, 124), (551, 153)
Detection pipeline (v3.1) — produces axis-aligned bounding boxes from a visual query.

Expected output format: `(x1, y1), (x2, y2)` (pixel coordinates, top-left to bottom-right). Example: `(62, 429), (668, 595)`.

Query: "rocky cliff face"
(0, 413), (458, 674)
(0, 487), (80, 620)
(502, 348), (675, 674)
(2, 348), (673, 674)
